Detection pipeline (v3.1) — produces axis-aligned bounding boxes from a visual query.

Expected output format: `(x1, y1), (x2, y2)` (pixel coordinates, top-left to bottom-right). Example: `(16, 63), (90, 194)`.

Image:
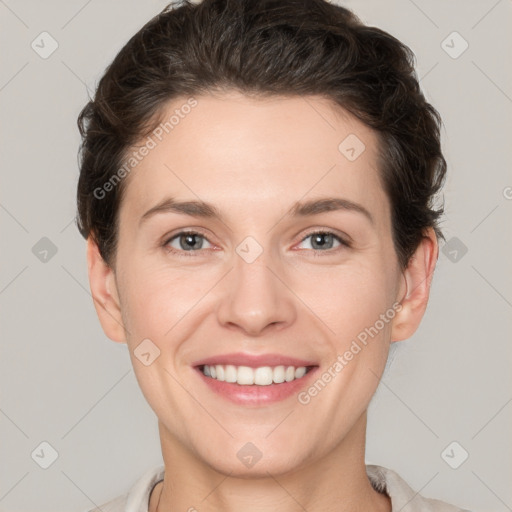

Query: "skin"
(87, 91), (437, 512)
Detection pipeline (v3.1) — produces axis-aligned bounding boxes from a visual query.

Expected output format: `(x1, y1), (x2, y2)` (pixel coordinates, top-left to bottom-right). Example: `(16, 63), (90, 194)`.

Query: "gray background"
(1, 0), (511, 510)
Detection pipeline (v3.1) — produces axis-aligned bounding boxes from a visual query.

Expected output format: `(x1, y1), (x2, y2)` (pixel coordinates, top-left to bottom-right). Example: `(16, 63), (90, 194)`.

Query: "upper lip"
(192, 352), (318, 368)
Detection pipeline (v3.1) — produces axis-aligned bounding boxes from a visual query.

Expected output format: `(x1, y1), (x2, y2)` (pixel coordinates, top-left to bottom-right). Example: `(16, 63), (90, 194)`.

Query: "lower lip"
(195, 367), (318, 406)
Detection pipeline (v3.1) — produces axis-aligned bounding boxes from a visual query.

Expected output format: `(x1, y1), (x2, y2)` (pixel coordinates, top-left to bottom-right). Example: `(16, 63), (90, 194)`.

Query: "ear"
(390, 228), (438, 342)
(86, 236), (127, 344)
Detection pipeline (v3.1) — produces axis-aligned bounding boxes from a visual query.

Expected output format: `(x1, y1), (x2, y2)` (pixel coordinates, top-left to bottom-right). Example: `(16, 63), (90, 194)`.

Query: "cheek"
(119, 261), (212, 341)
(301, 259), (396, 340)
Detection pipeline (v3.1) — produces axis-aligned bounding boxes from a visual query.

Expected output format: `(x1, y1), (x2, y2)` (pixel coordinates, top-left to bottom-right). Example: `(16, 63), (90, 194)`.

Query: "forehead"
(119, 91), (389, 228)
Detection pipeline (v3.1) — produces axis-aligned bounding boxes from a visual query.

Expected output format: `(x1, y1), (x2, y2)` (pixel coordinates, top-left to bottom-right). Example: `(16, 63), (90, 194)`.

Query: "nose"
(215, 248), (297, 336)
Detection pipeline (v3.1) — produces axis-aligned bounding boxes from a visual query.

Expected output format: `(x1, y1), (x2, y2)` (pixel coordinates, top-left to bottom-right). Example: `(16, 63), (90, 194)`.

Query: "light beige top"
(87, 464), (472, 512)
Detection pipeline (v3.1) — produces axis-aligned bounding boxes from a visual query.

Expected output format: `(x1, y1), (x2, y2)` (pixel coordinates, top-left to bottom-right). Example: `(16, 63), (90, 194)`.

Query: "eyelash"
(162, 229), (351, 258)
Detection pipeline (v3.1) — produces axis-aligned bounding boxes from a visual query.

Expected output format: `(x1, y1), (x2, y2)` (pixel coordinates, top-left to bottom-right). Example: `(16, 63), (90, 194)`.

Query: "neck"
(151, 413), (391, 512)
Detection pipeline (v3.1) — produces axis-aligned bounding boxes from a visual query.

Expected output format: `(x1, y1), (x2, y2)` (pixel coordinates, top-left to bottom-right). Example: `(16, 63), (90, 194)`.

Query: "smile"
(201, 364), (312, 385)
(192, 352), (319, 405)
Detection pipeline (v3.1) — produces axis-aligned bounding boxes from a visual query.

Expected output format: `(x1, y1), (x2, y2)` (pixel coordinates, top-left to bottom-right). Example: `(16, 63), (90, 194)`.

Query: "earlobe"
(390, 228), (438, 342)
(86, 237), (127, 344)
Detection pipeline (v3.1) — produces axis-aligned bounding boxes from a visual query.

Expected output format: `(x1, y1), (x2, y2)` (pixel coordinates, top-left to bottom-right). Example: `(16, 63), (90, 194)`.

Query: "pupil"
(313, 233), (331, 249)
(182, 234), (200, 250)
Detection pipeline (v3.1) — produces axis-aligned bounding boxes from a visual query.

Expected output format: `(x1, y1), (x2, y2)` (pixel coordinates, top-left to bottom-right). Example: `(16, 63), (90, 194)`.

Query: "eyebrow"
(139, 196), (374, 226)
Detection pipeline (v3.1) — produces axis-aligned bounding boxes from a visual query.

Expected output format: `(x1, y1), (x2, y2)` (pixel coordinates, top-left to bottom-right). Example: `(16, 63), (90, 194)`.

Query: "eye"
(162, 229), (350, 258)
(296, 230), (349, 254)
(164, 231), (213, 256)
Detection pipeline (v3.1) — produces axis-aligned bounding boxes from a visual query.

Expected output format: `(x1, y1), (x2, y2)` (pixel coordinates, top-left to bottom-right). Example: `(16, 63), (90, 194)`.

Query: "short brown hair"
(76, 0), (446, 269)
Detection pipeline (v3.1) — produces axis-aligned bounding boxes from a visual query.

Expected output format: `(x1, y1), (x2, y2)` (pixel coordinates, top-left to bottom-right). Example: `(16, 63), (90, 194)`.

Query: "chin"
(206, 451), (307, 479)
(189, 433), (319, 479)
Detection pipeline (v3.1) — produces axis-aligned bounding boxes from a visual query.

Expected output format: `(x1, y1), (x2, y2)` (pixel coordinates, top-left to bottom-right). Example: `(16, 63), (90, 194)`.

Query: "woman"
(76, 0), (470, 510)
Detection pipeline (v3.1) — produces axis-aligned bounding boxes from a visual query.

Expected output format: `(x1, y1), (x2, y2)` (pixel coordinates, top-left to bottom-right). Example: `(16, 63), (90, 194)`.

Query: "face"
(93, 91), (424, 477)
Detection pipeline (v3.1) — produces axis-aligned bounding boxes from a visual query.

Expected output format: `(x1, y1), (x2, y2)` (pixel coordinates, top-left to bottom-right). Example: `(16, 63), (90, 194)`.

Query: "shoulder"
(85, 464), (165, 512)
(366, 465), (473, 512)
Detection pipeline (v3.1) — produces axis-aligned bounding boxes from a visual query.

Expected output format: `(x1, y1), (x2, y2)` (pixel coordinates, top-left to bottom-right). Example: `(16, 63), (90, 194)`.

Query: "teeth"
(254, 366), (273, 386)
(285, 366), (295, 382)
(295, 367), (306, 379)
(273, 365), (285, 384)
(201, 364), (310, 385)
(237, 366), (254, 385)
(224, 364), (237, 383)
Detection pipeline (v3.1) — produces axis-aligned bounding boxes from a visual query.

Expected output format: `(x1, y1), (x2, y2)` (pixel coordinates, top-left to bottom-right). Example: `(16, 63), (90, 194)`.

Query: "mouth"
(192, 353), (319, 405)
(199, 364), (315, 385)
